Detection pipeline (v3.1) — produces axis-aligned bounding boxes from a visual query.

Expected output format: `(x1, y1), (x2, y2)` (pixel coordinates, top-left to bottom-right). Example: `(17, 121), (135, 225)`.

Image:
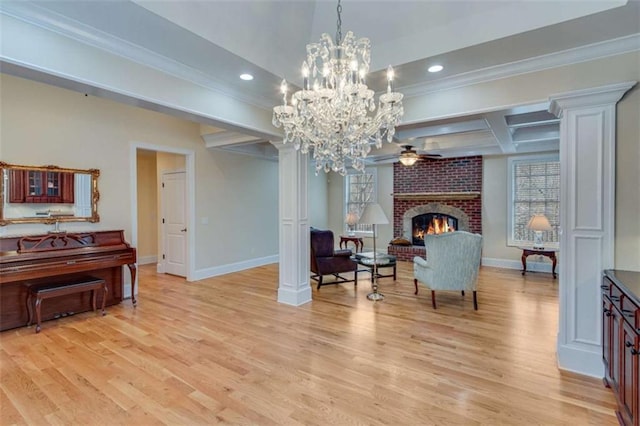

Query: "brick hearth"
(388, 156), (482, 262)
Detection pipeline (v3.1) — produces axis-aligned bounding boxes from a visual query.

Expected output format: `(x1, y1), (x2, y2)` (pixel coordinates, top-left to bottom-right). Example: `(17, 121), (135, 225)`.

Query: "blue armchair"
(413, 231), (483, 310)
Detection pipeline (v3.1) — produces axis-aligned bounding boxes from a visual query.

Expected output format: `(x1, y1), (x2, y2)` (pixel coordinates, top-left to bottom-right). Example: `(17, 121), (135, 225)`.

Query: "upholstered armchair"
(310, 229), (358, 289)
(413, 231), (483, 310)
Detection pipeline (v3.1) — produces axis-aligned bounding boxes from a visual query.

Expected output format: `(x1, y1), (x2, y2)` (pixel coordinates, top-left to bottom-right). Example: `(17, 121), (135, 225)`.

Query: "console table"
(520, 247), (558, 278)
(340, 235), (363, 253)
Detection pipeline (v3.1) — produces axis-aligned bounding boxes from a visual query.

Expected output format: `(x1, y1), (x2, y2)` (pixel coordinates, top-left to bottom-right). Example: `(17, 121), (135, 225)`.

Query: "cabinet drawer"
(602, 277), (613, 296)
(612, 284), (624, 305)
(622, 297), (640, 327)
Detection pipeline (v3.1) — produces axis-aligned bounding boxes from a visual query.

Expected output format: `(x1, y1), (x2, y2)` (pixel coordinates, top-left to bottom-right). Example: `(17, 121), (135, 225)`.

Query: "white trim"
(193, 255), (279, 281)
(402, 34), (640, 98)
(506, 153), (560, 247)
(481, 257), (556, 274)
(130, 142), (196, 285)
(0, 2), (278, 110)
(138, 255), (157, 265)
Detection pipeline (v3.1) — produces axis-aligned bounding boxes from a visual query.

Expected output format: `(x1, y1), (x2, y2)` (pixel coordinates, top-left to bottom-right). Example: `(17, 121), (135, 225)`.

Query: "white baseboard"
(193, 254), (279, 281)
(482, 256), (557, 274)
(138, 255), (157, 265)
(557, 338), (604, 379)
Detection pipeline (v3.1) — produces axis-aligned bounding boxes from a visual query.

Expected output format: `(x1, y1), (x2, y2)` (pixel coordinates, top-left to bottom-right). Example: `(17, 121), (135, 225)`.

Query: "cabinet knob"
(601, 285), (610, 290)
(626, 341), (633, 348)
(632, 348), (640, 356)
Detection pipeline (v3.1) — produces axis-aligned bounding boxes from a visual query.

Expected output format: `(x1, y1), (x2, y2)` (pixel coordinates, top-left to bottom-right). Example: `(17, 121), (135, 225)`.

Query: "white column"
(271, 141), (312, 306)
(549, 81), (636, 377)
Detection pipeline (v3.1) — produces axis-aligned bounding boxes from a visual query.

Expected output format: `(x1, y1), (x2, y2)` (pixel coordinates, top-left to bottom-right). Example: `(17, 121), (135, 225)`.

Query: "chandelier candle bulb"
(302, 62), (310, 90)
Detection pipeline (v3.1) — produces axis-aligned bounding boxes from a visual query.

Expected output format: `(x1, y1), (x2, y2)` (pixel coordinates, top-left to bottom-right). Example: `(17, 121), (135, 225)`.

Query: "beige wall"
(615, 86), (640, 270)
(0, 74), (280, 273)
(136, 149), (158, 261)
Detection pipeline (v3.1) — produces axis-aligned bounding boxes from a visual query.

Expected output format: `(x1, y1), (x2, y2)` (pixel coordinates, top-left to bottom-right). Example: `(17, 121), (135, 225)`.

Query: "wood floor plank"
(0, 262), (617, 425)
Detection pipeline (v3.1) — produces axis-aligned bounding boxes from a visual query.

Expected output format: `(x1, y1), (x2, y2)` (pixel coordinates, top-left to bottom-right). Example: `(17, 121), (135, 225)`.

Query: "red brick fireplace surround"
(389, 156), (482, 262)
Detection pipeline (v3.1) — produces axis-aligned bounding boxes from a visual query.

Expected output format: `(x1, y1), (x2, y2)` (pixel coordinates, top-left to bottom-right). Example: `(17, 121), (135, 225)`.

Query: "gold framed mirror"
(0, 162), (100, 226)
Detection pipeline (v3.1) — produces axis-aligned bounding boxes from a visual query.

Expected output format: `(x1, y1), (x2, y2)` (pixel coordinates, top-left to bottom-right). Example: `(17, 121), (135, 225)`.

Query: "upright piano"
(0, 230), (136, 331)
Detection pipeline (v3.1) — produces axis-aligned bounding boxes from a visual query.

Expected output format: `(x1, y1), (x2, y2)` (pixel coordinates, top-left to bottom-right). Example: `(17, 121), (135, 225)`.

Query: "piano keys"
(0, 230), (136, 331)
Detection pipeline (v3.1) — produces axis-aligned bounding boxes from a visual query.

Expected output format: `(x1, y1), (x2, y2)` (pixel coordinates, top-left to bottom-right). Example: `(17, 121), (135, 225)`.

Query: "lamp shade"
(345, 212), (359, 225)
(526, 214), (552, 231)
(359, 203), (389, 225)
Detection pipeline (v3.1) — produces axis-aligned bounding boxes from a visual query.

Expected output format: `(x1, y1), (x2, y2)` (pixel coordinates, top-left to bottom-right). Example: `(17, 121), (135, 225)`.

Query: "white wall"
(0, 74), (280, 275)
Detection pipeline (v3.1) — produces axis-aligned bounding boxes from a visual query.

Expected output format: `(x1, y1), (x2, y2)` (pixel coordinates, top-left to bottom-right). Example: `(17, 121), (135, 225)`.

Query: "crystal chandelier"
(272, 0), (404, 176)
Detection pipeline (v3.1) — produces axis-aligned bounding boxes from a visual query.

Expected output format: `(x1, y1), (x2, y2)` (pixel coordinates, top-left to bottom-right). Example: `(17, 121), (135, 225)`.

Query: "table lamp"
(359, 202), (389, 301)
(345, 212), (359, 236)
(527, 214), (552, 249)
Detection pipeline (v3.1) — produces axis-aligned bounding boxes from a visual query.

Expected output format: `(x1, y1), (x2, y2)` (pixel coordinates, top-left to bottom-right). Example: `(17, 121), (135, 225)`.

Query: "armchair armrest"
(413, 256), (429, 267)
(334, 249), (353, 257)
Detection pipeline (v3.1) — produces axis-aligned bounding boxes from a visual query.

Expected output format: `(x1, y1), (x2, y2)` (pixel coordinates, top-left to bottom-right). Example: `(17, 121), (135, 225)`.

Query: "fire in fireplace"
(412, 213), (458, 245)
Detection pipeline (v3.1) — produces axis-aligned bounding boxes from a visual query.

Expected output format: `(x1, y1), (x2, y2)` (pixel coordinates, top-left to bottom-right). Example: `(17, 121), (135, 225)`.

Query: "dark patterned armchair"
(310, 229), (358, 289)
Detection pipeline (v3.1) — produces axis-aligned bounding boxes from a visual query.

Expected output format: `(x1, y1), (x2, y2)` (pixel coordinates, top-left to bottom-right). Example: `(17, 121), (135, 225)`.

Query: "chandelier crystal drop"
(272, 0), (404, 176)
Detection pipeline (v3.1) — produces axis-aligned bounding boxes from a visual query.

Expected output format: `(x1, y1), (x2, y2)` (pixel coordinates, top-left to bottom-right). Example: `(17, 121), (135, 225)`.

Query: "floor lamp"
(359, 202), (389, 301)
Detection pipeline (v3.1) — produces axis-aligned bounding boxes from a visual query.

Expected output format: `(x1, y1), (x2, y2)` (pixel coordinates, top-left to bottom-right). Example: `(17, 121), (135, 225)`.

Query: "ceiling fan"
(374, 145), (442, 166)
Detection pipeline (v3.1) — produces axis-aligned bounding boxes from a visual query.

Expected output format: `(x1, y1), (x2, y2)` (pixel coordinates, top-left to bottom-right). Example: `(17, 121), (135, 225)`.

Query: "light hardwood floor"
(1, 262), (617, 425)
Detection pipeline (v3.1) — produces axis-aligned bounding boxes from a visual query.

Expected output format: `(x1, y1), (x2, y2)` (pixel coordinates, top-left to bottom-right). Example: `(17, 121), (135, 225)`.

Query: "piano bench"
(26, 276), (107, 333)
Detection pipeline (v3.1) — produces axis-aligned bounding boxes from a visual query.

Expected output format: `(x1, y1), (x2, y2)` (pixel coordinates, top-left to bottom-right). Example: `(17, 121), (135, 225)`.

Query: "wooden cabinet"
(603, 270), (640, 426)
(9, 169), (74, 204)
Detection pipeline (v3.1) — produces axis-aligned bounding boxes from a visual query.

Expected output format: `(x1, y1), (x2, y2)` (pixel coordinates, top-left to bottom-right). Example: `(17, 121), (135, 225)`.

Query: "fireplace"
(389, 156), (483, 261)
(412, 213), (458, 246)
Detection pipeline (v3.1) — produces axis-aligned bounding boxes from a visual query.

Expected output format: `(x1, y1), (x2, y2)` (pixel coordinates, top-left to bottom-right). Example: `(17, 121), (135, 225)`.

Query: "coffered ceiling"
(1, 1), (638, 163)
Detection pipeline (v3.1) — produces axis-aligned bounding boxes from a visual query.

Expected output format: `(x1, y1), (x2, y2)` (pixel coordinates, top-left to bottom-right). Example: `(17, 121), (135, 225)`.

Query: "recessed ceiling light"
(428, 65), (443, 73)
(240, 73), (254, 81)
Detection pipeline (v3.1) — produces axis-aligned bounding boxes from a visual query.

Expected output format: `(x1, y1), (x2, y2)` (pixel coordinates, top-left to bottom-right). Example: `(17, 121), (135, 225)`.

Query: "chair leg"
(317, 276), (323, 290)
(473, 291), (478, 310)
(431, 290), (437, 309)
(414, 279), (418, 295)
(461, 290), (465, 296)
(354, 270), (358, 287)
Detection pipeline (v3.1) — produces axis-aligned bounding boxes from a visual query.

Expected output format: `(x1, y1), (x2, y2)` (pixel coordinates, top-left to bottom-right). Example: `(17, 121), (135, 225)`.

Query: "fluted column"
(270, 141), (312, 306)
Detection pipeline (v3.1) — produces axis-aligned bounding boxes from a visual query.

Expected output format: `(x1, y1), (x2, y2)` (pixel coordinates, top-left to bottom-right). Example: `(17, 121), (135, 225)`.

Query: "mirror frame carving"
(0, 162), (100, 226)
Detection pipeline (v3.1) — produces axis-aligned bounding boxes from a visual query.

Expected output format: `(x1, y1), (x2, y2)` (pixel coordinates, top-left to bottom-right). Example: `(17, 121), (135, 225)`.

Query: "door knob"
(181, 228), (187, 232)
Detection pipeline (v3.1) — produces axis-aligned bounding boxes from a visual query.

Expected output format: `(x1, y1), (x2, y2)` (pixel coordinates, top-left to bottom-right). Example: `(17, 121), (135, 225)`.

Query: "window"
(507, 155), (560, 246)
(345, 169), (377, 234)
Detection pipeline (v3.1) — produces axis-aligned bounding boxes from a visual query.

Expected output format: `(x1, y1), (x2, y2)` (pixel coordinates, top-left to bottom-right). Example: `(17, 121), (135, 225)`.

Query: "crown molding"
(401, 33), (640, 98)
(3, 2), (638, 110)
(0, 2), (277, 110)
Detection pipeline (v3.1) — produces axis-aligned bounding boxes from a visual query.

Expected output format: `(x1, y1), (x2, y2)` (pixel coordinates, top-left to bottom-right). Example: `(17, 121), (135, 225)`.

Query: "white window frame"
(507, 153), (560, 247)
(344, 168), (377, 235)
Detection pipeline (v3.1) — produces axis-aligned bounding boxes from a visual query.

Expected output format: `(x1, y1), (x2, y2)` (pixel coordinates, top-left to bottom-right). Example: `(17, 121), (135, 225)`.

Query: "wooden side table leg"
(521, 251), (527, 276)
(551, 253), (557, 279)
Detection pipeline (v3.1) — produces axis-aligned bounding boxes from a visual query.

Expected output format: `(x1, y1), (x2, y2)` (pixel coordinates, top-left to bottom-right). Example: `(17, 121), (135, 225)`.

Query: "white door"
(162, 171), (187, 277)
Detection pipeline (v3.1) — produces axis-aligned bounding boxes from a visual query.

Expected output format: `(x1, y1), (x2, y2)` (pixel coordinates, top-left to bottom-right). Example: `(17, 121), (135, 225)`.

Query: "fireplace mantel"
(391, 192), (480, 200)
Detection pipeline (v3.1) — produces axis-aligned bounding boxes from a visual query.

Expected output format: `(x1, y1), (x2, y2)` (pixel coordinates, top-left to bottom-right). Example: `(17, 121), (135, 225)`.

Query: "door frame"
(130, 142), (196, 283)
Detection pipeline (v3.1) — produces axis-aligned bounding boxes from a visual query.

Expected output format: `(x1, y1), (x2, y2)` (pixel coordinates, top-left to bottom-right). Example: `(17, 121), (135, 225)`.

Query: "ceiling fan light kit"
(399, 150), (419, 166)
